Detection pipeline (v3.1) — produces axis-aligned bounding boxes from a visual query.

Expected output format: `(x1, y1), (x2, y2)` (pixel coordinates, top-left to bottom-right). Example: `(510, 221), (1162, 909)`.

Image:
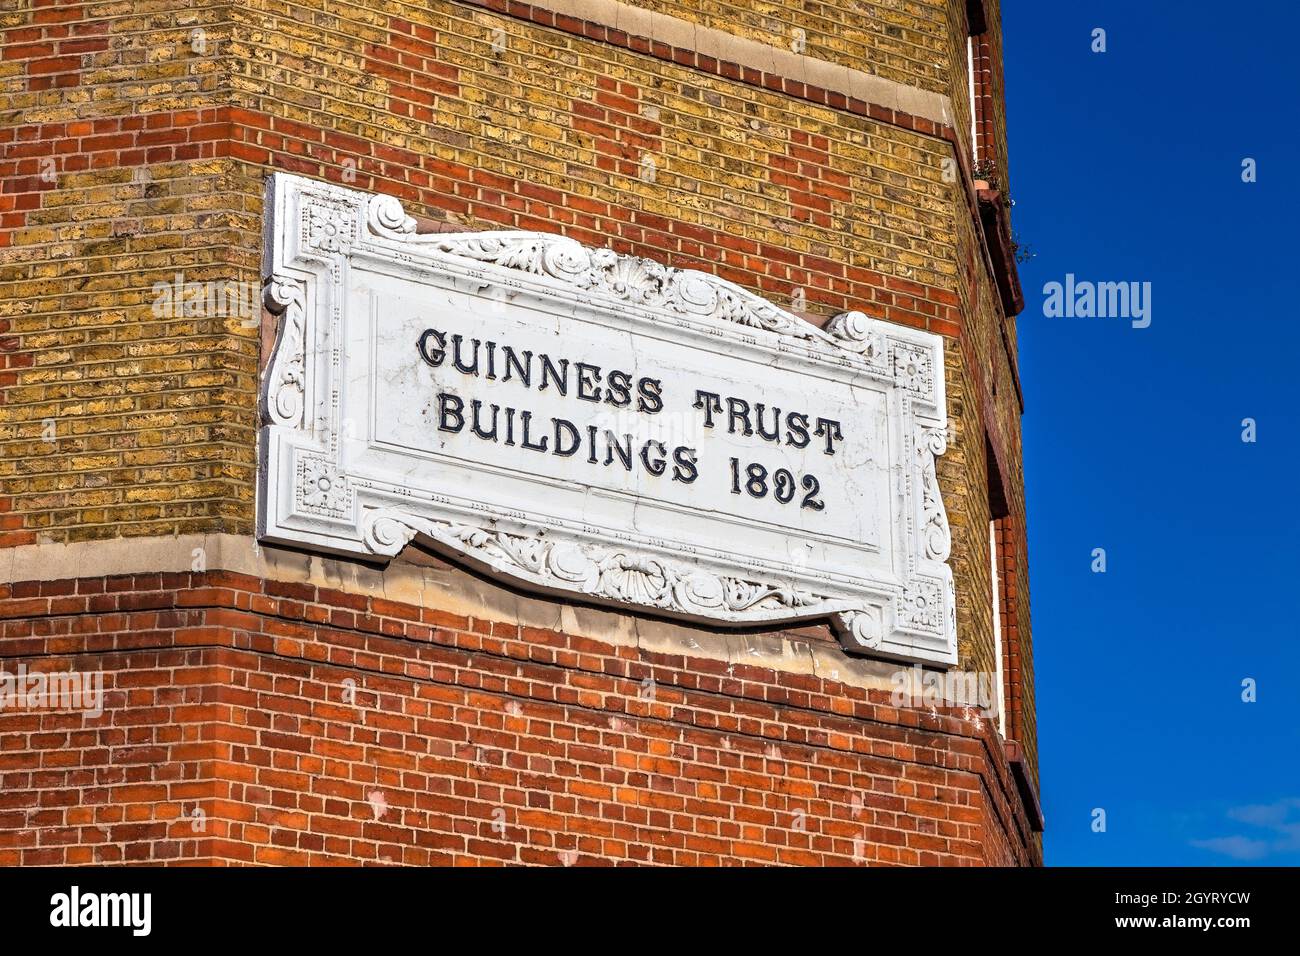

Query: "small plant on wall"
(973, 159), (1034, 263)
(973, 158), (1000, 192)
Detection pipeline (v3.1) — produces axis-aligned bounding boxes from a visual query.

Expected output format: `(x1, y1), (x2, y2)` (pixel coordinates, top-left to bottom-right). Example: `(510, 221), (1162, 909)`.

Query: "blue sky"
(1004, 0), (1300, 865)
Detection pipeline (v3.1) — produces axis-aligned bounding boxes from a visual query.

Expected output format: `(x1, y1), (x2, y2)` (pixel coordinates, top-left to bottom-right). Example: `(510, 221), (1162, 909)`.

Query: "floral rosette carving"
(297, 455), (349, 516)
(892, 341), (934, 398)
(304, 202), (354, 254)
(897, 579), (944, 634)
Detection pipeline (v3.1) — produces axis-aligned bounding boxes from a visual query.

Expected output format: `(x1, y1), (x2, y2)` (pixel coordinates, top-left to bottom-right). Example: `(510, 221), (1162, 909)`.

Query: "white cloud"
(1192, 798), (1300, 861)
(1189, 836), (1270, 861)
(1227, 798), (1300, 829)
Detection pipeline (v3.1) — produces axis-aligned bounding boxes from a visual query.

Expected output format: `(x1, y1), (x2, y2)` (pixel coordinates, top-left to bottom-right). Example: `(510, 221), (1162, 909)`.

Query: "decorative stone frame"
(259, 173), (956, 665)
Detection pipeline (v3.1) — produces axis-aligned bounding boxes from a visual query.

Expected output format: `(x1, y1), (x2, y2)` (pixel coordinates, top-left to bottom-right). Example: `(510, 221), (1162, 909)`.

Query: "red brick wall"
(0, 570), (1040, 866)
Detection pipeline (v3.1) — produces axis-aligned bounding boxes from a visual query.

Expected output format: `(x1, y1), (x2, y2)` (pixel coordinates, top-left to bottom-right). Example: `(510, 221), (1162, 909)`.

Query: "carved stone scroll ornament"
(360, 509), (834, 619)
(824, 309), (883, 357)
(367, 194), (895, 359)
(919, 427), (952, 562)
(261, 276), (306, 428)
(836, 607), (885, 650)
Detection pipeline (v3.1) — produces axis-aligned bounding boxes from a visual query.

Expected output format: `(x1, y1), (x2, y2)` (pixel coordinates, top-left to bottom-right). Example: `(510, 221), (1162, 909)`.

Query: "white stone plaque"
(259, 174), (956, 664)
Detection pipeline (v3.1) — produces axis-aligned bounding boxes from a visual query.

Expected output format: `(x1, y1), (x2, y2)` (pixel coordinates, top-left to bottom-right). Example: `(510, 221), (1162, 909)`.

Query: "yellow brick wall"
(0, 2), (252, 543)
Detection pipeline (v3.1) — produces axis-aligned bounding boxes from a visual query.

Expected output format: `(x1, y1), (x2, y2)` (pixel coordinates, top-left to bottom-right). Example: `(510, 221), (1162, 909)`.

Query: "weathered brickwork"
(1, 0), (1036, 863)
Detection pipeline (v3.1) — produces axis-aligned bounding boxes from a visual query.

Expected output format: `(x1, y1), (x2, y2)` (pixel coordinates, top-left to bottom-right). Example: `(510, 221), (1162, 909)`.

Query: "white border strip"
(527, 0), (954, 128)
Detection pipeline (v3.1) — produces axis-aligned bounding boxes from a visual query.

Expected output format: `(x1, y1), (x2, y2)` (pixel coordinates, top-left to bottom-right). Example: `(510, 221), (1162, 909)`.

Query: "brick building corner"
(1, 0), (1041, 865)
